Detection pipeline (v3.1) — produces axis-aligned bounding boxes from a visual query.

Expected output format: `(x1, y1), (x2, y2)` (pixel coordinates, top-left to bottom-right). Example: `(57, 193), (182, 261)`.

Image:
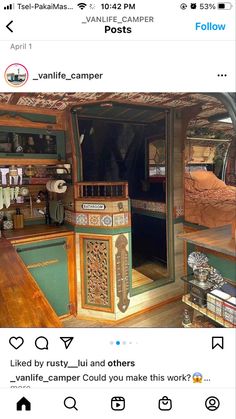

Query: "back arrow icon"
(6, 21), (13, 33)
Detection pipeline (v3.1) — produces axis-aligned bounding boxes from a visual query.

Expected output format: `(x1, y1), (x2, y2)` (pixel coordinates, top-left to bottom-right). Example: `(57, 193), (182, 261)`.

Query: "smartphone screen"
(0, 1), (235, 417)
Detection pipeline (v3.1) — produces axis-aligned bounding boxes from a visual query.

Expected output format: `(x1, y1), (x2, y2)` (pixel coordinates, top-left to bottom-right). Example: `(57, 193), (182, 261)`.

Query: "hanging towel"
(14, 186), (20, 200)
(10, 188), (15, 201)
(0, 187), (3, 210)
(49, 200), (64, 224)
(3, 187), (11, 208)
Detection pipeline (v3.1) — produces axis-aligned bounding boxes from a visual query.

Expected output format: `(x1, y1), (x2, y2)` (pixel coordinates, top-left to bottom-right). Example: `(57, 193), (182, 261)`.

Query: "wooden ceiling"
(0, 92), (234, 136)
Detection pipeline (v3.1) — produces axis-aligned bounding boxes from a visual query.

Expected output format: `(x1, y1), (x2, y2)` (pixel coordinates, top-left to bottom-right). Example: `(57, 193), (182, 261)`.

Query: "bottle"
(13, 133), (23, 153)
(13, 208), (24, 229)
(25, 136), (35, 153)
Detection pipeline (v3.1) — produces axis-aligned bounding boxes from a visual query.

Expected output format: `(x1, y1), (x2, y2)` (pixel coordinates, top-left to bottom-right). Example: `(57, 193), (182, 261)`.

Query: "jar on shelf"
(3, 214), (13, 230)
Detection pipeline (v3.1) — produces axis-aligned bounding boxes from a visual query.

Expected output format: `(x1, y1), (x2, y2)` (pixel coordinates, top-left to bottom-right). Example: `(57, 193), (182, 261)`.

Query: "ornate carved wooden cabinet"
(65, 182), (131, 319)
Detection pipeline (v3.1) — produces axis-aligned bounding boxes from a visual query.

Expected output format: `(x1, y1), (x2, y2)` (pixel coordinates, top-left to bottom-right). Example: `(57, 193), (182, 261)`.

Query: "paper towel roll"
(46, 179), (67, 193)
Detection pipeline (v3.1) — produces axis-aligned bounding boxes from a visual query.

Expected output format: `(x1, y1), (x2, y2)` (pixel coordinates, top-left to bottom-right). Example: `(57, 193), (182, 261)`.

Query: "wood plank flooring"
(62, 300), (184, 328)
(132, 269), (153, 288)
(132, 252), (168, 286)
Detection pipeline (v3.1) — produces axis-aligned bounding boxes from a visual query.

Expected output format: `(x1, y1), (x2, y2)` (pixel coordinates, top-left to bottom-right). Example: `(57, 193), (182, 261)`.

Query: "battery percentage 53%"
(200, 3), (216, 8)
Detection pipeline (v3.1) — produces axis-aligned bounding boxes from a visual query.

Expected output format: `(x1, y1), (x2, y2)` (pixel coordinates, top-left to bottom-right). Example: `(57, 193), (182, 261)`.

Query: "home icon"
(16, 397), (31, 411)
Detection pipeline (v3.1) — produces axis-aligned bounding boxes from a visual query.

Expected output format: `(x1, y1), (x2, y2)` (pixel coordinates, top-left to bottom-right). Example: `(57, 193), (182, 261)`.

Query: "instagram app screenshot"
(0, 0), (235, 417)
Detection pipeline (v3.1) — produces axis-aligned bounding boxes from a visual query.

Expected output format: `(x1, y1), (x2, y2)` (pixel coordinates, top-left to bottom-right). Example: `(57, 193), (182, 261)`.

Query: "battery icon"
(218, 2), (233, 9)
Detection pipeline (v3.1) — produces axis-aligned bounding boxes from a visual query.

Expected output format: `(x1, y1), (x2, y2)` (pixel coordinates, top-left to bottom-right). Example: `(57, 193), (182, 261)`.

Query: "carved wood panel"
(81, 236), (113, 311)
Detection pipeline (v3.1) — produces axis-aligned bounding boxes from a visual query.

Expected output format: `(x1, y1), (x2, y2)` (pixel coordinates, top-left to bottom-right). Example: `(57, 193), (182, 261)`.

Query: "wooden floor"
(132, 253), (167, 287)
(132, 269), (153, 288)
(62, 300), (184, 328)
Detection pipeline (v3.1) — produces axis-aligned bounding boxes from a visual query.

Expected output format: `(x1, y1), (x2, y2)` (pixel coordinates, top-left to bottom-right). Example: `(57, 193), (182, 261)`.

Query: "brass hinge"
(63, 243), (71, 251)
(68, 302), (76, 315)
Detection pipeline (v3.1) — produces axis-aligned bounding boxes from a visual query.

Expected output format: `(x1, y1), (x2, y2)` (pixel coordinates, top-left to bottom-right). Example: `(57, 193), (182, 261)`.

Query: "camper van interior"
(0, 92), (235, 328)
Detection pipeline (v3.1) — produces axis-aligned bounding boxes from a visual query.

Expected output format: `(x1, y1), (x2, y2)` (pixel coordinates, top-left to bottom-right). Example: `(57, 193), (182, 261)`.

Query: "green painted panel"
(16, 238), (70, 316)
(204, 252), (236, 282)
(24, 219), (44, 226)
(174, 216), (184, 224)
(73, 226), (132, 235)
(0, 111), (57, 124)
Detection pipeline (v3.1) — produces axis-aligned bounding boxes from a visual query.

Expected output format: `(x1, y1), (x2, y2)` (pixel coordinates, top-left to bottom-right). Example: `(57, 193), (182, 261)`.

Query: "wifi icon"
(77, 2), (87, 9)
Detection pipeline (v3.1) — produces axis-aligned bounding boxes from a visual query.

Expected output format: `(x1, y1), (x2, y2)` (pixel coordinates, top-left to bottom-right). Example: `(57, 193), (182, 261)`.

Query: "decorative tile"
(175, 205), (184, 218)
(88, 214), (101, 226)
(113, 213), (125, 226)
(65, 210), (73, 223)
(124, 213), (129, 225)
(65, 209), (130, 227)
(101, 215), (113, 227)
(76, 213), (88, 225)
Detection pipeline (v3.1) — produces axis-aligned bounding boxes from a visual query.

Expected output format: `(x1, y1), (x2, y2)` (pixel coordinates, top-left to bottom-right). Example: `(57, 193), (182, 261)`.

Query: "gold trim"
(27, 259), (59, 269)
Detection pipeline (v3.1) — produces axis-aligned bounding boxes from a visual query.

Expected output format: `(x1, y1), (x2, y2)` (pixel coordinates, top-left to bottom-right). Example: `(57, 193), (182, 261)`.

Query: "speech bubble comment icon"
(35, 336), (49, 350)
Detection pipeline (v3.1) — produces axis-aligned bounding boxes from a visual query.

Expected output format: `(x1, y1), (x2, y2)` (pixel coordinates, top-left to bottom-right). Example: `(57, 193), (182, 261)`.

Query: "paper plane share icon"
(60, 337), (74, 349)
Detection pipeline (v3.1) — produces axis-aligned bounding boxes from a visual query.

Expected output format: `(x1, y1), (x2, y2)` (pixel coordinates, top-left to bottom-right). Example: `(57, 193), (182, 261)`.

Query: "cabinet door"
(16, 238), (70, 316)
(0, 127), (65, 161)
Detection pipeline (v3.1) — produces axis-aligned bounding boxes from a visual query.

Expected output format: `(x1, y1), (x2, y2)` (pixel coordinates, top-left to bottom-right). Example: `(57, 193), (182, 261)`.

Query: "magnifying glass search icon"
(64, 396), (78, 411)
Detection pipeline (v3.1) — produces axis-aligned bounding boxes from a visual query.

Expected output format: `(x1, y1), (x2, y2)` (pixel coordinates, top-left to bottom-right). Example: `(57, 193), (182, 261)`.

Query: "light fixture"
(208, 113), (232, 124)
(217, 117), (232, 124)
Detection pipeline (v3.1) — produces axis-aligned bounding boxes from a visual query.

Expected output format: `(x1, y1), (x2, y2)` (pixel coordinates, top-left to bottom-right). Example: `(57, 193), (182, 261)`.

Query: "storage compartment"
(0, 127), (66, 161)
(15, 236), (74, 316)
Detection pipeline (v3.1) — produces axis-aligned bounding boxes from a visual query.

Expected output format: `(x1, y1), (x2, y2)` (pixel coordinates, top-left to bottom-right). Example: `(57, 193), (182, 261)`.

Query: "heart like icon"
(9, 336), (24, 350)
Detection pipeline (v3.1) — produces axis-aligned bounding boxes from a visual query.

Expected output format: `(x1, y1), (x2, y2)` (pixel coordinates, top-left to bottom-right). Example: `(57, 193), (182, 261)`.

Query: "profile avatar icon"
(5, 63), (29, 87)
(205, 396), (220, 411)
(192, 372), (203, 383)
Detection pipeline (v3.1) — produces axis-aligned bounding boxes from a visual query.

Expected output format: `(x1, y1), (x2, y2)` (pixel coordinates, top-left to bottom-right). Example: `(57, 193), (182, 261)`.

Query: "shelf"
(0, 158), (63, 165)
(182, 294), (234, 328)
(178, 225), (236, 258)
(7, 203), (45, 208)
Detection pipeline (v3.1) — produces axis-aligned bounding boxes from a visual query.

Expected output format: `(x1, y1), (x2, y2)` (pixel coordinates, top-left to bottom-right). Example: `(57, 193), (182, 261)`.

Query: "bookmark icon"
(60, 337), (74, 349)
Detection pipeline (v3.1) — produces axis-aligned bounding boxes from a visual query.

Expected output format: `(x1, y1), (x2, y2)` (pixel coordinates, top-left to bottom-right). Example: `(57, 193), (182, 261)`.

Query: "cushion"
(188, 170), (227, 191)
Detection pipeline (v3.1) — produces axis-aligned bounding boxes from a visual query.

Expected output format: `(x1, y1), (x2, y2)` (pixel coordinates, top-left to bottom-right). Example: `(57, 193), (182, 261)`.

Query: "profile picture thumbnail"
(4, 63), (29, 87)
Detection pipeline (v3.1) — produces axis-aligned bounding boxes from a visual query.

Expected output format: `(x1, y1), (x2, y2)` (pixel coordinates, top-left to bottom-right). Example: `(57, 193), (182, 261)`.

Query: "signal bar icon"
(4, 3), (14, 10)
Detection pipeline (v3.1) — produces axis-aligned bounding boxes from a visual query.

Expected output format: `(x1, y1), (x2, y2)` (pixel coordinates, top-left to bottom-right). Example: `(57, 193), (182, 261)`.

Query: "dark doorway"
(78, 112), (168, 289)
